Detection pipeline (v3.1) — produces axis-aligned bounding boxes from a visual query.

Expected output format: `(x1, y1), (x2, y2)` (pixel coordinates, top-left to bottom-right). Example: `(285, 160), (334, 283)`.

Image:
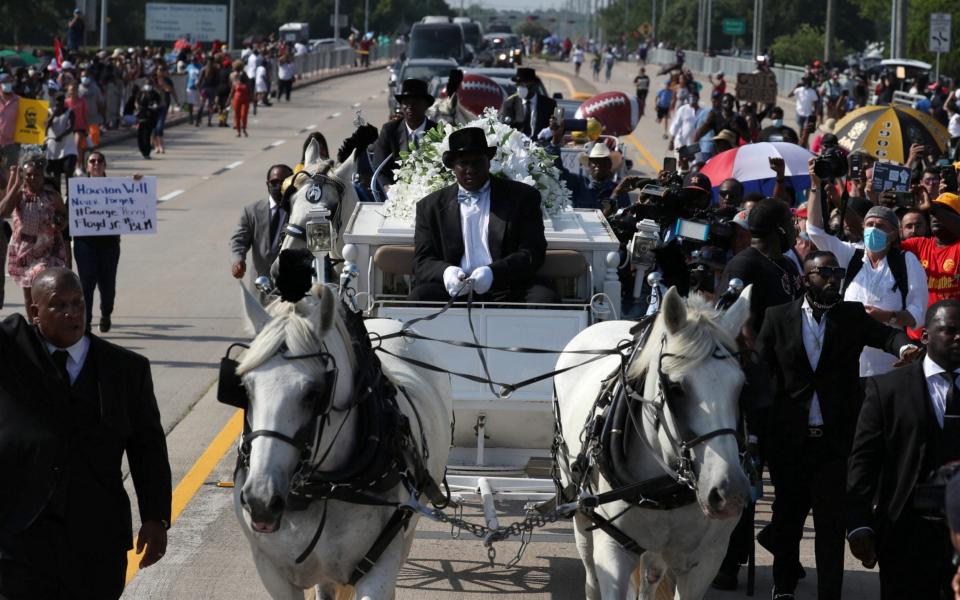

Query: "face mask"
(0, 84), (11, 94)
(772, 118), (783, 127)
(81, 76), (91, 85)
(142, 84), (152, 92)
(863, 226), (889, 253)
(516, 85), (528, 99)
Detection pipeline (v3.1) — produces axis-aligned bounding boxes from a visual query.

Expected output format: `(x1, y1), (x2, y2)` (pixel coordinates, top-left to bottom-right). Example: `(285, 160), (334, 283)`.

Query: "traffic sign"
(929, 13), (951, 53)
(722, 18), (746, 36)
(638, 22), (652, 35)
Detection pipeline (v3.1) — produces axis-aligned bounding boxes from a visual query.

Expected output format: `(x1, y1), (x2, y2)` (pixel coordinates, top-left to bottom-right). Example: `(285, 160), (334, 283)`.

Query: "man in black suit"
(409, 126), (556, 303)
(498, 67), (556, 138)
(0, 267), (171, 599)
(372, 78), (437, 192)
(848, 299), (960, 599)
(757, 250), (918, 600)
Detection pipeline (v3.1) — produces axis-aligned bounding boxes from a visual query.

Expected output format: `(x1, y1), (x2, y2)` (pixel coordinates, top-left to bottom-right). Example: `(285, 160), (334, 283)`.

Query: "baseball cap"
(683, 172), (712, 195)
(934, 192), (960, 215)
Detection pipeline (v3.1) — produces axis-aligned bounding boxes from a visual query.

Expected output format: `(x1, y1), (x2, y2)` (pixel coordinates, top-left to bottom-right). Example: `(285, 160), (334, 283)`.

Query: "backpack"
(841, 247), (909, 310)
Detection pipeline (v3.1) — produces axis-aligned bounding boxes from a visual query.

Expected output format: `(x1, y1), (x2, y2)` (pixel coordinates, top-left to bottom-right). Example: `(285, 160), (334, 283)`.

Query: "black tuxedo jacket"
(847, 360), (941, 531)
(756, 299), (911, 460)
(372, 117), (436, 190)
(413, 177), (547, 292)
(499, 93), (557, 137)
(0, 314), (171, 557)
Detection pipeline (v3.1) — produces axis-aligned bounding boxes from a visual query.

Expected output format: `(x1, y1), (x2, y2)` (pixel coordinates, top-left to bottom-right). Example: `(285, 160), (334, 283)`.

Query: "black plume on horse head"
(337, 124), (380, 163)
(276, 248), (315, 303)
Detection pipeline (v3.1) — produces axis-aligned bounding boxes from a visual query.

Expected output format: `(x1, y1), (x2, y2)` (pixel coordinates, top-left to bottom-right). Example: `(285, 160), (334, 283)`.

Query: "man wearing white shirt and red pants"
(409, 127), (557, 303)
(756, 250), (919, 600)
(806, 166), (928, 376)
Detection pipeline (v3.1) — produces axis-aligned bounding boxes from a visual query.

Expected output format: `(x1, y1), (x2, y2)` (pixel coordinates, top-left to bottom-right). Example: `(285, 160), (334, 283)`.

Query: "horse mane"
(628, 294), (737, 381)
(236, 297), (326, 376)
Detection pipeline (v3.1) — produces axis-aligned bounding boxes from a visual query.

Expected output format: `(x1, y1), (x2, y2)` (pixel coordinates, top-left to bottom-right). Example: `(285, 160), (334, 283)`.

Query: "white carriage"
(339, 203), (621, 501)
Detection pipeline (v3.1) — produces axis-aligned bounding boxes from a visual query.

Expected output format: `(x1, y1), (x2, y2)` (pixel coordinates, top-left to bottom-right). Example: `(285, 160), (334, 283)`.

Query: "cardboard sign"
(68, 176), (158, 236)
(13, 98), (48, 145)
(735, 72), (778, 105)
(871, 161), (912, 193)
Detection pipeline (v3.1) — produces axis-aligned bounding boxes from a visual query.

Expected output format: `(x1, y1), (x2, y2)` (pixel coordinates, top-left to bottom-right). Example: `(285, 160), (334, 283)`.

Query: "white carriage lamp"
(630, 218), (661, 269)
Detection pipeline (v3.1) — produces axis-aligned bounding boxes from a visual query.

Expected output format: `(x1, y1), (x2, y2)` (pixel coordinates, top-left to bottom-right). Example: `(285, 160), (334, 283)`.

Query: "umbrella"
(701, 142), (815, 201)
(0, 49), (39, 66)
(833, 104), (950, 164)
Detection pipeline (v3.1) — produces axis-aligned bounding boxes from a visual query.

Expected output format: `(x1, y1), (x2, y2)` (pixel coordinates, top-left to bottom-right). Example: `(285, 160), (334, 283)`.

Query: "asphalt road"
(2, 59), (879, 599)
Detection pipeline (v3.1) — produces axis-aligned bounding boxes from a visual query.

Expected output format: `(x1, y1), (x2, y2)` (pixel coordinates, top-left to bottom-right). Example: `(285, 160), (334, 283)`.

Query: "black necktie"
(940, 372), (960, 417)
(52, 349), (70, 384)
(269, 206), (281, 250)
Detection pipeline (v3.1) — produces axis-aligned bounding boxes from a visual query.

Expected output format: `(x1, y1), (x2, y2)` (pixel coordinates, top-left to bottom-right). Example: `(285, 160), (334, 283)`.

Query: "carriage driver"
(409, 127), (559, 304)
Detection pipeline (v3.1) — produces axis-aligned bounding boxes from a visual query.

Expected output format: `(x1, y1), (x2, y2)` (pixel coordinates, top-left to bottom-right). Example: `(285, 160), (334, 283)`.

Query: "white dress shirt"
(806, 223), (928, 376)
(45, 335), (91, 385)
(923, 355), (958, 428)
(405, 119), (427, 148)
(800, 298), (828, 426)
(669, 103), (703, 148)
(522, 97), (537, 136)
(457, 180), (493, 275)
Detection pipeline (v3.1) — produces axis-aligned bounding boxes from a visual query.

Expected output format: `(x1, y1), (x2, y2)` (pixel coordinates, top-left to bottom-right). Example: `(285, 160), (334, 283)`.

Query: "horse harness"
(550, 316), (743, 556)
(279, 167), (347, 250)
(218, 299), (450, 584)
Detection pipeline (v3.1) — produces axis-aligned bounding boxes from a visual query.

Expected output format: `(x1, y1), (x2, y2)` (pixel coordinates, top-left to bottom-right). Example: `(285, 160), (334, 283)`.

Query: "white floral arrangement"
(383, 108), (573, 224)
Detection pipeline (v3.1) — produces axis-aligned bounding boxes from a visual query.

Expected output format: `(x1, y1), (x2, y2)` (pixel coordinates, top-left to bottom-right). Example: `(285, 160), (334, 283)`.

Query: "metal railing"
(646, 48), (806, 97)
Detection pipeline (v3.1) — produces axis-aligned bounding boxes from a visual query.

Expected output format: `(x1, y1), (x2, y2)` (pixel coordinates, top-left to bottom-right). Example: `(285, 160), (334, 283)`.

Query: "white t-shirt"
(245, 54), (258, 80)
(949, 113), (960, 138)
(572, 48), (584, 64)
(278, 62), (295, 81)
(255, 65), (268, 93)
(670, 104), (703, 148)
(794, 86), (818, 117)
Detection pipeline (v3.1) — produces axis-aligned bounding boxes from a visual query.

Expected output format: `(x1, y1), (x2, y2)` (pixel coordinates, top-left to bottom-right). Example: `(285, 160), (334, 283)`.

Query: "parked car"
(309, 38), (351, 53)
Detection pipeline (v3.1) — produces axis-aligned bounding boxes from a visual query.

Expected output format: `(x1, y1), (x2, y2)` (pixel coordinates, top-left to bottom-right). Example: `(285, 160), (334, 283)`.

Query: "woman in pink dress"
(0, 159), (68, 309)
(65, 83), (89, 175)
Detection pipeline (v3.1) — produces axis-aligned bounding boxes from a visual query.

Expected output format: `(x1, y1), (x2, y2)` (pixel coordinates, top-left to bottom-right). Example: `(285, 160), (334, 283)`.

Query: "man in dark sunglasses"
(754, 249), (920, 600)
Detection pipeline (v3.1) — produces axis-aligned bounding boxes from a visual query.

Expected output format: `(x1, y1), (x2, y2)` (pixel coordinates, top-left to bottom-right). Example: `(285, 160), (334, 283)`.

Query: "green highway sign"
(722, 18), (746, 36)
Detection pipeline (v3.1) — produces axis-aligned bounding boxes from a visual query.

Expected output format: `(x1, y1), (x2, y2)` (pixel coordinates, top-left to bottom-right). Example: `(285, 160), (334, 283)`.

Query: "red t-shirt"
(901, 236), (960, 306)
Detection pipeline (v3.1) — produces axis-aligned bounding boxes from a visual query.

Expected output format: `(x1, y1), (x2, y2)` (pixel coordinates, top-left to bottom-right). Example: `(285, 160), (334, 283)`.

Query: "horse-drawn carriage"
(225, 106), (753, 598)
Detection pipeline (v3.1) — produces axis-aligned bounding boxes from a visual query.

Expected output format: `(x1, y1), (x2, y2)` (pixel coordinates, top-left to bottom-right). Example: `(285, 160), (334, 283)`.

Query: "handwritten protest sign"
(871, 161), (912, 193)
(735, 72), (778, 105)
(68, 176), (158, 236)
(13, 98), (48, 145)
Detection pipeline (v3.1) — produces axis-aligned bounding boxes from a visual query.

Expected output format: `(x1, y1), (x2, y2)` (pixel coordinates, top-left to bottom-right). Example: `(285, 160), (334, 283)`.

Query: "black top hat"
(511, 67), (538, 83)
(394, 78), (435, 104)
(442, 127), (497, 168)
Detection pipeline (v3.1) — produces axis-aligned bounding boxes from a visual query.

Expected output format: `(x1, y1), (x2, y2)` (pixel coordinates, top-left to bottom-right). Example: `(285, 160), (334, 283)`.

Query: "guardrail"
(646, 47), (806, 97)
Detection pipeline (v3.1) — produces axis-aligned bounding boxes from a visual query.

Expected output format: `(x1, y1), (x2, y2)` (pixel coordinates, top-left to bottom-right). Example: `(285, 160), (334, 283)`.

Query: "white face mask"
(0, 83), (11, 94)
(142, 84), (152, 92)
(516, 85), (528, 99)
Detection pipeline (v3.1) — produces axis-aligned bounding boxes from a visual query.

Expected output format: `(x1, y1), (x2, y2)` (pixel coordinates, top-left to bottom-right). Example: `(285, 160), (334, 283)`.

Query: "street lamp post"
(99, 0), (107, 48)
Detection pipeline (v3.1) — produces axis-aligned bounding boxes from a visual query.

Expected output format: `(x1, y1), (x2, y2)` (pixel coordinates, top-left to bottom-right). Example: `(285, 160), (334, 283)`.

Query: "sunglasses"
(718, 190), (735, 196)
(808, 266), (846, 279)
(88, 158), (104, 164)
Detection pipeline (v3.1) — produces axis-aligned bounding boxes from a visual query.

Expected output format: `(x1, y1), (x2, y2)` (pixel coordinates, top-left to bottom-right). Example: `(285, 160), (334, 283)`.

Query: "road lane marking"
(263, 139), (286, 150)
(538, 71), (661, 173)
(125, 409), (244, 583)
(158, 189), (184, 202)
(327, 112), (341, 119)
(225, 160), (244, 169)
(351, 102), (362, 108)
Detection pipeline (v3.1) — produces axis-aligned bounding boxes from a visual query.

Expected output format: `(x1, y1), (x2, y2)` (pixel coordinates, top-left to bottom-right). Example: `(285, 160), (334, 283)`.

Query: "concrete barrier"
(646, 48), (805, 97)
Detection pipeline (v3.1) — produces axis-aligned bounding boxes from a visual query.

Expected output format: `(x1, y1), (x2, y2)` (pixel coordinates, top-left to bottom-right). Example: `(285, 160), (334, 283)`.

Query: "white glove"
(468, 266), (494, 295)
(443, 266), (468, 297)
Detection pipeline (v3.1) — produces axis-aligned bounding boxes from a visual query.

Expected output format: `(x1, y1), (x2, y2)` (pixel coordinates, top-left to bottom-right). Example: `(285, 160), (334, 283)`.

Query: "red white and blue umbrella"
(701, 142), (815, 202)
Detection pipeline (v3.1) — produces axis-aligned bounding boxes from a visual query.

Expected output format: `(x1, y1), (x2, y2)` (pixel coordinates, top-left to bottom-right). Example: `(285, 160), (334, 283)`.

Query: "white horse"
(234, 283), (452, 599)
(555, 287), (753, 599)
(280, 139), (360, 263)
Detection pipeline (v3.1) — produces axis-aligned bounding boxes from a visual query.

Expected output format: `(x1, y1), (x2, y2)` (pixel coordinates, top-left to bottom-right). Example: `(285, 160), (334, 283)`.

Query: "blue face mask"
(863, 226), (888, 253)
(772, 118), (783, 127)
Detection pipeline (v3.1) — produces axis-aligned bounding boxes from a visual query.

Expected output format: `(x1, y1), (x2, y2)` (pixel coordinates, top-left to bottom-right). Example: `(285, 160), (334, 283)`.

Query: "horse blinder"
(217, 343), (250, 410)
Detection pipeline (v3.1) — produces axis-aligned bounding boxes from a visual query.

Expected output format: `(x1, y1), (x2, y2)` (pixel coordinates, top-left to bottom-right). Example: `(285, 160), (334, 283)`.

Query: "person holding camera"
(847, 299), (960, 599)
(806, 158), (929, 376)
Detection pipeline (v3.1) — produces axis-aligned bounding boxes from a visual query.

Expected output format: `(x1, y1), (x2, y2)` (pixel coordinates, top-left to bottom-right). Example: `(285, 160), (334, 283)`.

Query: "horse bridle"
(239, 343), (340, 473)
(622, 335), (742, 491)
(282, 169), (347, 245)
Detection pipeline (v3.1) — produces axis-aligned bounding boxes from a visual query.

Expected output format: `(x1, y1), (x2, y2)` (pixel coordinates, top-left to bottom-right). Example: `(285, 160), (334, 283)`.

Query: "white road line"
(368, 95), (376, 99)
(351, 102), (362, 108)
(268, 140), (286, 148)
(225, 161), (244, 169)
(326, 112), (341, 119)
(306, 123), (317, 129)
(158, 189), (184, 202)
